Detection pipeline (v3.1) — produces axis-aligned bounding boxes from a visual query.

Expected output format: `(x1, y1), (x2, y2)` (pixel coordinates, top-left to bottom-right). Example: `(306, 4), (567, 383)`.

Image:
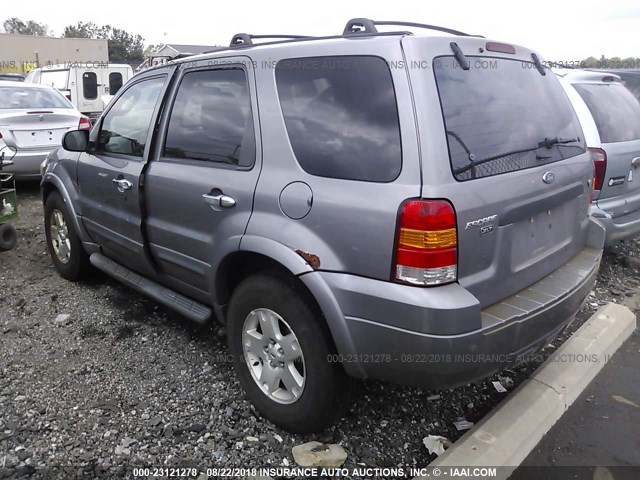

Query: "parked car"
(0, 81), (90, 178)
(556, 69), (640, 244)
(25, 63), (133, 122)
(0, 73), (25, 82)
(42, 19), (604, 433)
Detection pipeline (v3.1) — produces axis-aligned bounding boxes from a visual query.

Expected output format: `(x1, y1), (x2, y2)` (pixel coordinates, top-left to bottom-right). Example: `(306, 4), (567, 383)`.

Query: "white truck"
(25, 63), (133, 122)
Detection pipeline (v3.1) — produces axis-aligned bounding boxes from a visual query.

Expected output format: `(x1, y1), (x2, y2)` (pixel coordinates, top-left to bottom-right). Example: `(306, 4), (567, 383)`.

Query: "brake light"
(485, 42), (516, 54)
(393, 199), (458, 286)
(78, 116), (92, 131)
(589, 147), (607, 191)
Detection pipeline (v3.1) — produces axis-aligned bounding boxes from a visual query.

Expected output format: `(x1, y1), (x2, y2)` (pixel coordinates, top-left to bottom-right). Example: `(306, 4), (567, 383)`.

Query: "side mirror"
(62, 130), (90, 152)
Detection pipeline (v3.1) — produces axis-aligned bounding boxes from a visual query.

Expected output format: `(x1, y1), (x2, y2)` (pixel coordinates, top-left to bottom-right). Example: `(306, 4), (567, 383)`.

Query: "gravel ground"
(1, 183), (639, 479)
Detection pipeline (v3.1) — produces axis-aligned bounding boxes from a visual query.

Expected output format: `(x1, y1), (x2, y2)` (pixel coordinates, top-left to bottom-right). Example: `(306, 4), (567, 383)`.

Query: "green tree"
(3, 17), (48, 36)
(62, 22), (145, 63)
(62, 22), (109, 39)
(144, 43), (165, 57)
(582, 56), (640, 68)
(108, 28), (144, 63)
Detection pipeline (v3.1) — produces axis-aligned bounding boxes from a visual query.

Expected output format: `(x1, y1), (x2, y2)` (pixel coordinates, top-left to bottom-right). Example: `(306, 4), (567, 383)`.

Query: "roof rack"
(230, 33), (313, 47)
(343, 18), (478, 37)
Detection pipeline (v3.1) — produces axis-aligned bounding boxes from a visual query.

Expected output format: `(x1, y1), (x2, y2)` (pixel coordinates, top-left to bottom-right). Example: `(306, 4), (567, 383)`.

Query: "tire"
(0, 223), (17, 251)
(227, 272), (357, 433)
(44, 191), (91, 281)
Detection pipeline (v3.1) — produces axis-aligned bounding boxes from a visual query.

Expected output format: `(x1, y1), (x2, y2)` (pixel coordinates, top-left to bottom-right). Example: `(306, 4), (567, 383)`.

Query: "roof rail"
(230, 33), (313, 47)
(343, 18), (478, 37)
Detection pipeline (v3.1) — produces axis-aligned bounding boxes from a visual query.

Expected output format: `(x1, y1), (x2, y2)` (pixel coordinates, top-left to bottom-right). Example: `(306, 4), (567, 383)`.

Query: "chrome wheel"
(242, 308), (305, 404)
(49, 209), (71, 264)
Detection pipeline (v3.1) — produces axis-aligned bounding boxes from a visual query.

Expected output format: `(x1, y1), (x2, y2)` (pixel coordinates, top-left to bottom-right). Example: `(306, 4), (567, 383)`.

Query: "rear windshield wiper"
(538, 137), (580, 149)
(451, 134), (582, 176)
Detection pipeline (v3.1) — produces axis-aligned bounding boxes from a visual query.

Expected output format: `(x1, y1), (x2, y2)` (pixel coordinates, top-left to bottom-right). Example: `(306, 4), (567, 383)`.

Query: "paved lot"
(512, 328), (640, 480)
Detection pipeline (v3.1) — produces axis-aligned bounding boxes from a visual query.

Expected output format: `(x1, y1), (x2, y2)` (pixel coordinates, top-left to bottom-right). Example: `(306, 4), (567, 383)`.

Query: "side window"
(109, 72), (123, 95)
(83, 72), (98, 100)
(275, 56), (402, 182)
(164, 68), (255, 167)
(97, 76), (165, 157)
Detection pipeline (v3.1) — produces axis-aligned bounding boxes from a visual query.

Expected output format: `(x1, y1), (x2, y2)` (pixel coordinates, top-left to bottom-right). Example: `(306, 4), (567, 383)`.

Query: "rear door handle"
(112, 178), (133, 191)
(202, 193), (236, 208)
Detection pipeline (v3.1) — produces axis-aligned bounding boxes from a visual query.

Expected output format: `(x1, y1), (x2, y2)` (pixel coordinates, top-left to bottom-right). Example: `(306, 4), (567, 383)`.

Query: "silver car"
(0, 81), (90, 178)
(556, 70), (640, 244)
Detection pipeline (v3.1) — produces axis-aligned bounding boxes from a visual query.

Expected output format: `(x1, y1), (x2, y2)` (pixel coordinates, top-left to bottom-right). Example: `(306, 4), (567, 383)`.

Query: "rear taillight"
(78, 116), (92, 131)
(393, 199), (458, 286)
(589, 147), (607, 191)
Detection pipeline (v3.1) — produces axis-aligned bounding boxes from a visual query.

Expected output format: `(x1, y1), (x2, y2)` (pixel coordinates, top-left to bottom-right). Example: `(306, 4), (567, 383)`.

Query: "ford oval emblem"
(542, 171), (555, 184)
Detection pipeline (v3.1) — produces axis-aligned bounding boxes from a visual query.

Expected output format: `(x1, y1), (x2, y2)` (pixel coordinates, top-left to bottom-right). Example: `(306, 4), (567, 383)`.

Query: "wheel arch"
(214, 236), (364, 378)
(41, 173), (91, 244)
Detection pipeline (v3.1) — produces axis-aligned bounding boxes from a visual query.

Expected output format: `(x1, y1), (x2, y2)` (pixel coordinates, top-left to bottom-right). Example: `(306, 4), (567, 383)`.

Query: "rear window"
(616, 73), (640, 102)
(40, 69), (69, 89)
(573, 83), (640, 143)
(275, 56), (401, 182)
(434, 57), (586, 181)
(0, 86), (71, 109)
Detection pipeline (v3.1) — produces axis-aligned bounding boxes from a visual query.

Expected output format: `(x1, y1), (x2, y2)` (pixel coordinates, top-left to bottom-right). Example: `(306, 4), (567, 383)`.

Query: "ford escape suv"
(41, 19), (604, 433)
(556, 69), (640, 244)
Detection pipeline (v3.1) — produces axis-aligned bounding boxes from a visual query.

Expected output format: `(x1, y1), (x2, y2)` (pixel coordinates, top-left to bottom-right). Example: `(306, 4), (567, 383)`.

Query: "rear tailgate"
(402, 36), (593, 308)
(597, 140), (640, 219)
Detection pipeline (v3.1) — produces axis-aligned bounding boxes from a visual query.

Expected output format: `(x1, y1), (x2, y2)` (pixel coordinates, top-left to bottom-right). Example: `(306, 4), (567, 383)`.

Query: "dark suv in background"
(41, 19), (604, 433)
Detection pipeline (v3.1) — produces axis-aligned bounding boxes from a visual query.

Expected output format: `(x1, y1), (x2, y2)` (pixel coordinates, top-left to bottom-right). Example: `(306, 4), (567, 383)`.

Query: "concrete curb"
(420, 303), (637, 480)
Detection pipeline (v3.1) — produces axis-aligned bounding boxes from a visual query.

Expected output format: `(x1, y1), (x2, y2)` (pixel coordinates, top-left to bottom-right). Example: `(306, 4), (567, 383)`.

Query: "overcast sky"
(4, 0), (640, 60)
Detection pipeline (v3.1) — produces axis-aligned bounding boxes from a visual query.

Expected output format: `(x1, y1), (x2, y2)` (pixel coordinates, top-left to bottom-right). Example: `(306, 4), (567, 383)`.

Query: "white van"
(25, 63), (133, 121)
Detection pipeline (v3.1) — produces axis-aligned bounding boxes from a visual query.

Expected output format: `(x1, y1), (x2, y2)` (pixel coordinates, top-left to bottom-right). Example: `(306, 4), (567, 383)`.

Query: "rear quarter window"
(275, 56), (401, 182)
(434, 57), (586, 181)
(573, 83), (640, 143)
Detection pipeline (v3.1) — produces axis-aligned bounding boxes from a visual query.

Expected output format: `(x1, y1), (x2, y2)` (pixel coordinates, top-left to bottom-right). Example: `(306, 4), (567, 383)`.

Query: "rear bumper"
(2, 148), (50, 178)
(303, 217), (604, 389)
(591, 203), (640, 245)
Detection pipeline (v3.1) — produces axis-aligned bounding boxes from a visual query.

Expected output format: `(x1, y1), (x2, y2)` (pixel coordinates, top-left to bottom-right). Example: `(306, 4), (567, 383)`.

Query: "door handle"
(112, 178), (133, 192)
(202, 193), (236, 208)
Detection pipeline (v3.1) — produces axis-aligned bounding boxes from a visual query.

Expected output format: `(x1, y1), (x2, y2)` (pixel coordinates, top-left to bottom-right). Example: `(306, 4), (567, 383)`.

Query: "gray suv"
(41, 19), (605, 433)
